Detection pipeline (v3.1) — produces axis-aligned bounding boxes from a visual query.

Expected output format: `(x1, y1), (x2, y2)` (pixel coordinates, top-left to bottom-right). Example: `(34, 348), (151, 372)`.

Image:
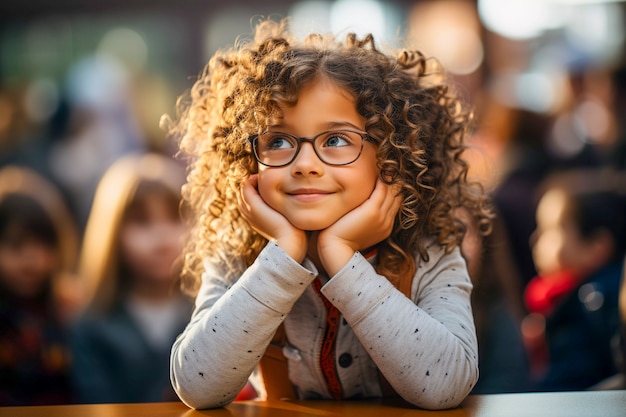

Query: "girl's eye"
(322, 133), (351, 148)
(265, 134), (295, 150)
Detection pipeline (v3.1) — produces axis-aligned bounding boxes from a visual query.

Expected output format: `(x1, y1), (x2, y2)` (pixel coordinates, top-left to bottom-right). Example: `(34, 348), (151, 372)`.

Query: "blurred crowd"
(0, 155), (193, 405)
(1, 0), (626, 407)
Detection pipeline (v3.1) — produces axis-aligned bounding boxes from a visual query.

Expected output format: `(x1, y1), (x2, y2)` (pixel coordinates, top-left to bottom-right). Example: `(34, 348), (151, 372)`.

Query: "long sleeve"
(170, 242), (318, 409)
(321, 245), (478, 410)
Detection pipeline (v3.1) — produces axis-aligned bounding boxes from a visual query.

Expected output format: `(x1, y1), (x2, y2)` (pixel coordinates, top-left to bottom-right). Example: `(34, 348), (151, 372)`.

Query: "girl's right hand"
(238, 174), (308, 263)
(316, 178), (401, 276)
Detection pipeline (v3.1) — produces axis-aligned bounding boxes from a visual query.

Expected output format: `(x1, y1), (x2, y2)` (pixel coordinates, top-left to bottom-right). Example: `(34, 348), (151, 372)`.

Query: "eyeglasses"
(249, 129), (370, 167)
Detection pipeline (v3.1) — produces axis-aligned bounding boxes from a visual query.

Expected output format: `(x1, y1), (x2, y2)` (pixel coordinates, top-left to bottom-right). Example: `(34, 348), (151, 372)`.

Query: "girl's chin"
(287, 216), (339, 232)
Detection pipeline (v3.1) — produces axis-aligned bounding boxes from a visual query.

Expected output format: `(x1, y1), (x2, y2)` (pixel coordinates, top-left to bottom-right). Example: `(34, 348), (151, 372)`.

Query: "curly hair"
(164, 18), (492, 296)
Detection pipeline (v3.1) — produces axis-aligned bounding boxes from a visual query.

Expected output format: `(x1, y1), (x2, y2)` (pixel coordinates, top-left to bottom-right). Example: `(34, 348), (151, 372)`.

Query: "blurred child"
(167, 18), (492, 410)
(454, 205), (531, 394)
(71, 152), (192, 403)
(524, 168), (626, 391)
(0, 166), (80, 405)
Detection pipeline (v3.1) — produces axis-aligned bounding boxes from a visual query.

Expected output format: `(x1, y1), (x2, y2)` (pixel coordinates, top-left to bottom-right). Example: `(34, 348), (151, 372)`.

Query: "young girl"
(71, 152), (193, 403)
(0, 166), (80, 405)
(167, 18), (491, 410)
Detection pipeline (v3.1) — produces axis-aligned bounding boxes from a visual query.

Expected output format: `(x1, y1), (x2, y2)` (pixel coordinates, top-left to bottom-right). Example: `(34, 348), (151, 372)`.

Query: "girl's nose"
(291, 142), (324, 176)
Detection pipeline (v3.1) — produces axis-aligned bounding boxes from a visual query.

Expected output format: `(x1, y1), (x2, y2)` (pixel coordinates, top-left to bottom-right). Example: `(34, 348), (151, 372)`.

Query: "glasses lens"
(254, 130), (365, 166)
(314, 131), (363, 165)
(255, 133), (298, 166)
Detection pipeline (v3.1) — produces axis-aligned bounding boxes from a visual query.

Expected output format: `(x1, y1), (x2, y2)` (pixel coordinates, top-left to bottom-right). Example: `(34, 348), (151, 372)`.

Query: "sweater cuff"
(239, 241), (317, 314)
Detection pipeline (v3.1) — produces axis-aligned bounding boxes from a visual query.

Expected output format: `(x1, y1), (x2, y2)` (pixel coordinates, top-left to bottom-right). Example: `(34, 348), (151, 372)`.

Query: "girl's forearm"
(171, 242), (318, 409)
(322, 249), (478, 409)
(170, 283), (282, 409)
(350, 291), (478, 409)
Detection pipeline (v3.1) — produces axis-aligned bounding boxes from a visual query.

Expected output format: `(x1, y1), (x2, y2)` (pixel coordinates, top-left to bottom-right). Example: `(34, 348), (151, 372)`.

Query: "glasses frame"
(249, 129), (371, 167)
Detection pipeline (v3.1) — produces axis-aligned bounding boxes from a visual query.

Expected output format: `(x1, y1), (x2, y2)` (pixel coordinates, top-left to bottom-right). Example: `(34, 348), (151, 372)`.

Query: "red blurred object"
(524, 270), (580, 316)
(234, 381), (258, 401)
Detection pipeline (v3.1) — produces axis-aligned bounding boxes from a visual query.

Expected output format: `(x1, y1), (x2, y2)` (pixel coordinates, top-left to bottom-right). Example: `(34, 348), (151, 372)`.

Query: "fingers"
(316, 179), (402, 275)
(238, 175), (271, 240)
(323, 179), (400, 248)
(387, 182), (403, 218)
(238, 174), (259, 218)
(371, 178), (402, 219)
(360, 179), (402, 242)
(238, 174), (308, 261)
(246, 173), (259, 189)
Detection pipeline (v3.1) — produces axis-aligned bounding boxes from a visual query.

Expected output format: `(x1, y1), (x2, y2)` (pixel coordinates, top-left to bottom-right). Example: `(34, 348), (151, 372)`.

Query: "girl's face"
(257, 78), (379, 231)
(0, 228), (57, 298)
(118, 192), (186, 287)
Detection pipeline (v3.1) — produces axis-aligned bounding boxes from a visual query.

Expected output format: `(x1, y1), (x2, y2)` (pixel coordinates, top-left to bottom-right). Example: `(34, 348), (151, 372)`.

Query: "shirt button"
(338, 353), (353, 368)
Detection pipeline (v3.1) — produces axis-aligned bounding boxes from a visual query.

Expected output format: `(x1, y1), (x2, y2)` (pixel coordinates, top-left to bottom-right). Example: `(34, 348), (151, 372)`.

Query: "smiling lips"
(287, 188), (333, 202)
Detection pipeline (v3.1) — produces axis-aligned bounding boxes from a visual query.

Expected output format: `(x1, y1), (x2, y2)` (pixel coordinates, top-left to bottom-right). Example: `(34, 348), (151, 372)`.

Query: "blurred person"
(609, 64), (626, 171)
(70, 153), (192, 404)
(617, 258), (626, 389)
(608, 65), (626, 388)
(0, 86), (74, 211)
(454, 204), (531, 394)
(595, 253), (626, 390)
(491, 107), (608, 290)
(0, 166), (81, 405)
(490, 109), (559, 289)
(523, 168), (626, 391)
(49, 54), (146, 229)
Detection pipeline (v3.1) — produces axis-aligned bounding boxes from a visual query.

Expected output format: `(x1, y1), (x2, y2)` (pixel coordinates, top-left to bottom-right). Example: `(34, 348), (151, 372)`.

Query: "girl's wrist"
(318, 240), (357, 277)
(274, 234), (307, 263)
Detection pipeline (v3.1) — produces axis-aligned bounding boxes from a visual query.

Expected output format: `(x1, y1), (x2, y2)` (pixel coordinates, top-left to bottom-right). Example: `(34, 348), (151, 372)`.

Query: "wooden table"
(1, 390), (624, 417)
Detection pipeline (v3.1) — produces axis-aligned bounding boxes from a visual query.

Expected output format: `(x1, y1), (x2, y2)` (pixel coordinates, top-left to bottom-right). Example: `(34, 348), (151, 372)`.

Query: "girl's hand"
(317, 178), (402, 276)
(238, 174), (308, 262)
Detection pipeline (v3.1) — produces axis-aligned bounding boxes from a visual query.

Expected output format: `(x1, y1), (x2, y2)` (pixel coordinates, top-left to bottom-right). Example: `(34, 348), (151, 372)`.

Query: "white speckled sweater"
(170, 240), (478, 410)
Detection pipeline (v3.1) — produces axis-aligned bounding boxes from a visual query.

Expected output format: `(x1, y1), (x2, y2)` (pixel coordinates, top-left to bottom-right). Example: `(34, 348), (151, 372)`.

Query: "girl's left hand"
(317, 178), (402, 276)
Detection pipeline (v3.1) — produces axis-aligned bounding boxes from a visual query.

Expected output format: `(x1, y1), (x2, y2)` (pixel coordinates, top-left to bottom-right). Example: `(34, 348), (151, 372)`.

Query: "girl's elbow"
(401, 385), (471, 410)
(400, 392), (463, 411)
(173, 383), (235, 410)
(183, 396), (234, 410)
(401, 365), (478, 410)
(436, 360), (479, 409)
(170, 371), (235, 409)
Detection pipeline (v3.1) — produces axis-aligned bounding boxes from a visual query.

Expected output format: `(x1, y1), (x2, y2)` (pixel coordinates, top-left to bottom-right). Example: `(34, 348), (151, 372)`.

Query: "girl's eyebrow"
(267, 121), (364, 131)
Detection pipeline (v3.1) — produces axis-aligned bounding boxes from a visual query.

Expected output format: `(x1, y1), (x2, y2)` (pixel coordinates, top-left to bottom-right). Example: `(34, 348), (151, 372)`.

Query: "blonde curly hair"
(164, 18), (492, 296)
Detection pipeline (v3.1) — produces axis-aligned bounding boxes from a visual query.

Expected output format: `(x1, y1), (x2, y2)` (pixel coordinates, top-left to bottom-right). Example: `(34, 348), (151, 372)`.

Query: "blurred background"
(1, 0), (626, 405)
(1, 0), (625, 226)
